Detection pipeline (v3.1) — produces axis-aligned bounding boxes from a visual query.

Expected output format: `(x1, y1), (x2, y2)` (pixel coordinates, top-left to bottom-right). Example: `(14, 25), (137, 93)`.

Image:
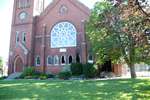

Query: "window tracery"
(51, 22), (77, 48)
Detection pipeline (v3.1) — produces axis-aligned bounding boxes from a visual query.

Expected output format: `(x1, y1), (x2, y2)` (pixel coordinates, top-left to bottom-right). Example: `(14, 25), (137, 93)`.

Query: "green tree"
(0, 57), (3, 69)
(0, 57), (3, 76)
(86, 1), (150, 78)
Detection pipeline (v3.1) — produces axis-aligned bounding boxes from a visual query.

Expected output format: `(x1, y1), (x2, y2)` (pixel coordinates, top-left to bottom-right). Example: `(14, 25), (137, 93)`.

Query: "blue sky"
(0, 0), (99, 62)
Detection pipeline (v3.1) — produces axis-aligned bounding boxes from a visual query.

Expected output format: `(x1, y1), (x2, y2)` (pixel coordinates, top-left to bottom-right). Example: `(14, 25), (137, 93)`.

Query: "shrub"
(62, 65), (71, 72)
(70, 63), (83, 76)
(47, 74), (55, 78)
(19, 74), (24, 79)
(32, 74), (40, 79)
(82, 63), (97, 78)
(20, 67), (36, 78)
(24, 67), (36, 75)
(24, 76), (33, 79)
(58, 71), (72, 80)
(20, 67), (55, 80)
(39, 73), (48, 80)
(0, 76), (7, 80)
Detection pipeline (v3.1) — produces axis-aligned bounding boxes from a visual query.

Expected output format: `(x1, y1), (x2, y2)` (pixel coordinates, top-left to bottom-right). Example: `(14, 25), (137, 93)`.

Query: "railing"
(18, 42), (28, 55)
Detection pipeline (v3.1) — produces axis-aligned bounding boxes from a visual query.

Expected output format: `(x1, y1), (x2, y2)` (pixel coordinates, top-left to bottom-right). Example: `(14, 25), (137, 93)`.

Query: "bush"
(58, 71), (72, 80)
(24, 76), (33, 79)
(0, 76), (7, 80)
(39, 73), (48, 80)
(32, 74), (40, 79)
(20, 67), (36, 78)
(62, 65), (71, 72)
(82, 63), (97, 78)
(19, 67), (55, 80)
(70, 63), (83, 76)
(47, 74), (55, 78)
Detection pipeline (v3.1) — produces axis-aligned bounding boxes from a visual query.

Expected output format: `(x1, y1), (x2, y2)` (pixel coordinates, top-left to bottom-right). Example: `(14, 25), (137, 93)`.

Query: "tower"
(8, 0), (35, 74)
(34, 0), (45, 15)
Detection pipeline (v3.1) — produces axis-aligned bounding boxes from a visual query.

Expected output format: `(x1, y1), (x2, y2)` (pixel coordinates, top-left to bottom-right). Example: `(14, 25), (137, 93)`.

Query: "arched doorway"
(14, 56), (23, 73)
(101, 60), (112, 72)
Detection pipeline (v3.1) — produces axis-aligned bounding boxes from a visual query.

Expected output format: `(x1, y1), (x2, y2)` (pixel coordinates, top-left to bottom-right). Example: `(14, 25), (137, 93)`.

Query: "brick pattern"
(9, 0), (127, 75)
(8, 0), (90, 74)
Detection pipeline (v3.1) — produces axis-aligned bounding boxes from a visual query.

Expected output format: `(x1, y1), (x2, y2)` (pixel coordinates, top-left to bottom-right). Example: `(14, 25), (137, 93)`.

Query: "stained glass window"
(51, 22), (77, 48)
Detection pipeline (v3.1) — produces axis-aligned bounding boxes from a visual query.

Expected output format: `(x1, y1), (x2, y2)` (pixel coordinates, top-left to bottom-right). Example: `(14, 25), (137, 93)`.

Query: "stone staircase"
(5, 72), (22, 80)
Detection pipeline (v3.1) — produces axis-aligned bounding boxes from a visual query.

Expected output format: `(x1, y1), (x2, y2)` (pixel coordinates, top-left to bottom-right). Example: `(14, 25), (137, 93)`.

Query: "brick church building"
(8, 0), (124, 75)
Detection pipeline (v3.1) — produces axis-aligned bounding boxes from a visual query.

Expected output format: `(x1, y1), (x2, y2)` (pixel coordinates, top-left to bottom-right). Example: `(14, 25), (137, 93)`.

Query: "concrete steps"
(5, 72), (22, 80)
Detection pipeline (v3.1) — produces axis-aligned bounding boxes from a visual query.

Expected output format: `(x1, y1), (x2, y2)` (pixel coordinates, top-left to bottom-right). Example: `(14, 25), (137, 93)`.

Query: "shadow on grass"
(0, 79), (150, 100)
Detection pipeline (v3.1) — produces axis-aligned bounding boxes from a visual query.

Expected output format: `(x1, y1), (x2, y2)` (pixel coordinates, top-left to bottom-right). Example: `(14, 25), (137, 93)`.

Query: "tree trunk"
(128, 63), (136, 78)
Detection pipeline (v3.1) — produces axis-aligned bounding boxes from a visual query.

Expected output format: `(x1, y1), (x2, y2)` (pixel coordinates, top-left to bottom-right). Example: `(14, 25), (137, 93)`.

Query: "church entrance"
(14, 56), (23, 73)
(101, 60), (112, 72)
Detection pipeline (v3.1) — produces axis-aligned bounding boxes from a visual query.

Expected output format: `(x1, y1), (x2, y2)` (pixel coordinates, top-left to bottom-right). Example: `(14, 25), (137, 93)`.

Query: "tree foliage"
(86, 1), (150, 78)
(0, 57), (3, 69)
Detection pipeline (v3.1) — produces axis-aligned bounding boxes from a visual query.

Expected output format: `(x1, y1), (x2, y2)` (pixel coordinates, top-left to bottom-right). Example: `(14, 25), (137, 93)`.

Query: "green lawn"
(0, 79), (150, 100)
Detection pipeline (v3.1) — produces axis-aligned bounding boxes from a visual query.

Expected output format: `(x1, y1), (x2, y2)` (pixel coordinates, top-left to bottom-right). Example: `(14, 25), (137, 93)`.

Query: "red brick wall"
(113, 64), (123, 76)
(9, 0), (35, 74)
(8, 0), (90, 74)
(33, 0), (90, 73)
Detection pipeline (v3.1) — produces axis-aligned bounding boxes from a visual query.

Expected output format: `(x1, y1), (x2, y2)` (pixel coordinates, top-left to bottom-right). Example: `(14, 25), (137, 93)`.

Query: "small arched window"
(88, 55), (93, 61)
(22, 32), (26, 44)
(35, 56), (40, 66)
(54, 55), (59, 65)
(47, 56), (53, 65)
(59, 5), (68, 15)
(88, 54), (94, 64)
(76, 53), (80, 63)
(69, 56), (73, 64)
(16, 31), (19, 46)
(61, 56), (66, 65)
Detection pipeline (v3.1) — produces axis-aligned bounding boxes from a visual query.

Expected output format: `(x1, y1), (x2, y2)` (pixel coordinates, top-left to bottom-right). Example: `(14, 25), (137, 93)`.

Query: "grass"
(0, 79), (150, 100)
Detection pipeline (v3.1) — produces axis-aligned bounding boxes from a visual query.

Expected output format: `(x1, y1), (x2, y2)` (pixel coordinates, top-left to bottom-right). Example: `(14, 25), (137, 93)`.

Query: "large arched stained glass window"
(51, 22), (77, 48)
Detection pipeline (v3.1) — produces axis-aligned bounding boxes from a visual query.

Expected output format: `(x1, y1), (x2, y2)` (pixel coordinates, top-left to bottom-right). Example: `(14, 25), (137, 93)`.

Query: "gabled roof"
(39, 0), (90, 18)
(69, 0), (90, 15)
